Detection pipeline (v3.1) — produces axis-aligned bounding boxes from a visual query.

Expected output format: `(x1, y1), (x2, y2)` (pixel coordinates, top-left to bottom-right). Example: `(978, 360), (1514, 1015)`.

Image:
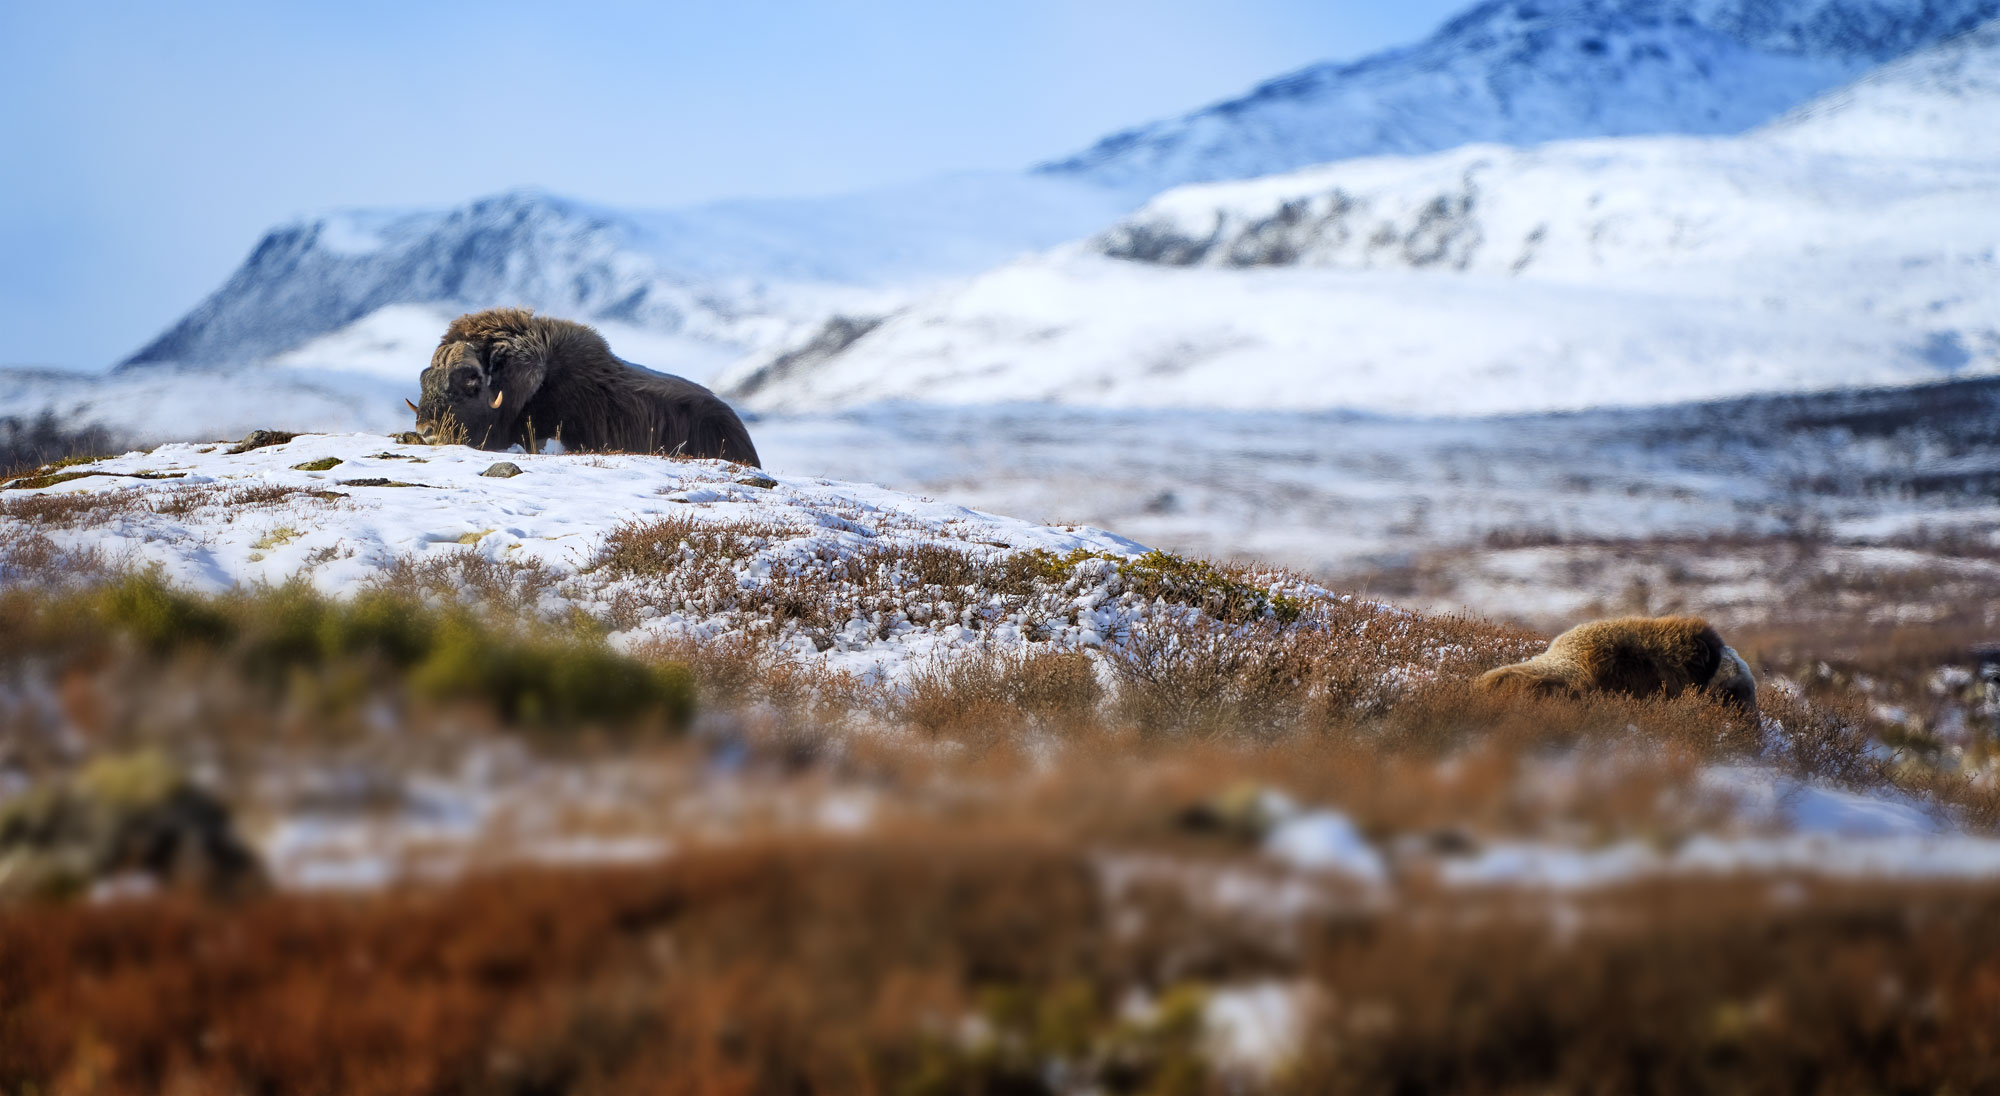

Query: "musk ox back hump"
(611, 364), (761, 466)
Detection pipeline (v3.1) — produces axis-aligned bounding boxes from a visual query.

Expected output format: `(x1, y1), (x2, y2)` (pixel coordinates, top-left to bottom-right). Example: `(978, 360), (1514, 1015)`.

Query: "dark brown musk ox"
(407, 308), (761, 465)
(1475, 615), (1757, 710)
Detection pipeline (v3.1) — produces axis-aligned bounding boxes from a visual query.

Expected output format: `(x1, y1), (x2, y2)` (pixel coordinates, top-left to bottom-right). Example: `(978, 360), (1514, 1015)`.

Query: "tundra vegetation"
(1, 442), (1999, 1094)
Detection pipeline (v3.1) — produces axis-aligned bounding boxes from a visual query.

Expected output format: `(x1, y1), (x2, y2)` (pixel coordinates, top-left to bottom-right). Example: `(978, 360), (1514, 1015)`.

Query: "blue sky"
(0, 1), (1466, 370)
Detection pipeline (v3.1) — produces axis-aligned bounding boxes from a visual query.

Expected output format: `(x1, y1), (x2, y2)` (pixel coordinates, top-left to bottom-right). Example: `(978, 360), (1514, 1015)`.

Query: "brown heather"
(5, 840), (2000, 1095)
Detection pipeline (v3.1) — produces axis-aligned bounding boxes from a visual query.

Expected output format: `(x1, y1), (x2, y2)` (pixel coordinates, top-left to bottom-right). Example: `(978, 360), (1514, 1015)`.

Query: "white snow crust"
(2, 433), (1147, 682)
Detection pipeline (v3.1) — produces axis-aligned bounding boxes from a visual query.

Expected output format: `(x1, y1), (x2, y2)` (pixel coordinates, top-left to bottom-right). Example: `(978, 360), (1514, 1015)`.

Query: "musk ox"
(409, 308), (760, 465)
(1476, 615), (1757, 710)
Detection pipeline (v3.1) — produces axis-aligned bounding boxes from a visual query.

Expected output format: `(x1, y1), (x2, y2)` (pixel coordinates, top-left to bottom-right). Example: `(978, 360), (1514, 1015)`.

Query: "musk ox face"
(413, 339), (522, 449)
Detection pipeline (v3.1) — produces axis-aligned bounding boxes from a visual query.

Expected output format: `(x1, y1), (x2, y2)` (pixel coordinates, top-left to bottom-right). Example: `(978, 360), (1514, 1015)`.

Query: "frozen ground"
(746, 377), (2000, 583)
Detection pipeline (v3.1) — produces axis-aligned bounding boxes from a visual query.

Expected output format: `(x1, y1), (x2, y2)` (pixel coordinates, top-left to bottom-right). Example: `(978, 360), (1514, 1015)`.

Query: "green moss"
(410, 613), (499, 701)
(0, 453), (117, 488)
(329, 588), (438, 665)
(985, 547), (1300, 624)
(4, 469), (186, 490)
(1118, 549), (1303, 625)
(992, 547), (1118, 592)
(5, 470), (98, 490)
(235, 580), (333, 676)
(74, 750), (182, 810)
(291, 457), (343, 471)
(252, 526), (301, 551)
(33, 575), (693, 735)
(95, 572), (232, 651)
(926, 978), (1217, 1094)
(410, 617), (695, 731)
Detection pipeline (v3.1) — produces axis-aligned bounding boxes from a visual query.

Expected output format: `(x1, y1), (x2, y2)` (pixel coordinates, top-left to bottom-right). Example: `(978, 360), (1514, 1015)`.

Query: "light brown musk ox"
(409, 308), (761, 465)
(1476, 615), (1757, 710)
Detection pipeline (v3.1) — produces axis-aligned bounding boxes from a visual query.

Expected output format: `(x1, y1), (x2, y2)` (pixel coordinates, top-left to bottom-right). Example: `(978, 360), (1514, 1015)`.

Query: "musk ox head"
(410, 308), (553, 449)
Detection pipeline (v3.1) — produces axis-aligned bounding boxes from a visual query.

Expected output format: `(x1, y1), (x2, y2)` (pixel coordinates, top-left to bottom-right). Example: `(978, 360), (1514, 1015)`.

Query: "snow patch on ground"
(0, 432), (1151, 684)
(1263, 811), (1389, 883)
(1259, 767), (2000, 888)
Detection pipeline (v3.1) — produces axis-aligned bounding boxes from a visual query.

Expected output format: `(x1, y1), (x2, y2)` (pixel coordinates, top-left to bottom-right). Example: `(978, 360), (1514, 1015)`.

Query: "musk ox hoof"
(1476, 614), (1757, 710)
(480, 462), (524, 479)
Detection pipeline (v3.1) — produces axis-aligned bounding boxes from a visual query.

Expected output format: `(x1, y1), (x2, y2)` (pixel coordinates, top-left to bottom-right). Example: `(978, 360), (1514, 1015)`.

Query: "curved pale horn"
(489, 389), (504, 409)
(404, 398), (420, 414)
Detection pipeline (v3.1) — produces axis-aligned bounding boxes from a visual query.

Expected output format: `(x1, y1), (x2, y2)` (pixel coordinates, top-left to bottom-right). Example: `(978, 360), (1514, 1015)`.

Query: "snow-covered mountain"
(119, 174), (1137, 378)
(1039, 0), (1998, 193)
(1091, 18), (2000, 277)
(722, 22), (2000, 415)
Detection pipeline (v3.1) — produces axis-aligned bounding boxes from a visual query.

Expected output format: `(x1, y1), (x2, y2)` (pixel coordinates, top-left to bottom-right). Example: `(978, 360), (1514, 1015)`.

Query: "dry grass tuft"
(898, 646), (1104, 741)
(370, 548), (564, 616)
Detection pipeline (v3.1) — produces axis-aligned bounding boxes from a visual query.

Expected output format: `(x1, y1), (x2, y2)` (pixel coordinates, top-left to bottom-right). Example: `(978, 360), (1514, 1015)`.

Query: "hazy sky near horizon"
(1, 1), (1465, 370)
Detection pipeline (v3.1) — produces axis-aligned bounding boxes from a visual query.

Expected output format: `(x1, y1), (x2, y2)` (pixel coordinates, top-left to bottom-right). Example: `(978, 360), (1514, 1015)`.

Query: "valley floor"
(751, 376), (2000, 622)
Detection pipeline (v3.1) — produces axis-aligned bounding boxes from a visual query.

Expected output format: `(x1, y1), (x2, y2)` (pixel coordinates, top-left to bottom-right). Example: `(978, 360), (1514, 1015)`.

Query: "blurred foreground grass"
(0, 537), (1997, 1091)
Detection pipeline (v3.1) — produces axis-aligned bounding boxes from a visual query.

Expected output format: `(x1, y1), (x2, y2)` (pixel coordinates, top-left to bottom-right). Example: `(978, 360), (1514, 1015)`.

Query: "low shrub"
(10, 573), (696, 736)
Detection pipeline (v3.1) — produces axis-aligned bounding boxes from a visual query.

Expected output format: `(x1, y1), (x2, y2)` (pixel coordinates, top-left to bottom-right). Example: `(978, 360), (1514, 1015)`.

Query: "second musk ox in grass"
(1476, 614), (1757, 710)
(410, 308), (761, 466)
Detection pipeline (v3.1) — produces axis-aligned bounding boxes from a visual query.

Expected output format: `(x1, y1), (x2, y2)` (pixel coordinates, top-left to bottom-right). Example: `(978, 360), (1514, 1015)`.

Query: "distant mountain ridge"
(120, 175), (1134, 372)
(1087, 17), (2000, 276)
(124, 193), (727, 369)
(723, 22), (2000, 415)
(1037, 0), (1999, 191)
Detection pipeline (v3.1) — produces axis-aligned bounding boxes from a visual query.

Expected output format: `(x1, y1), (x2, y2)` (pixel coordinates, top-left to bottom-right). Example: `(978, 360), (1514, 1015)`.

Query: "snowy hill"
(119, 175), (1137, 378)
(724, 22), (2000, 415)
(1037, 0), (1999, 192)
(0, 433), (1158, 680)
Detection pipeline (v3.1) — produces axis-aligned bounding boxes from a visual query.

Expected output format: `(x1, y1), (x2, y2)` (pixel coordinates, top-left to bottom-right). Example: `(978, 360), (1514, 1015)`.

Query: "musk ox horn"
(489, 389), (504, 409)
(404, 398), (420, 414)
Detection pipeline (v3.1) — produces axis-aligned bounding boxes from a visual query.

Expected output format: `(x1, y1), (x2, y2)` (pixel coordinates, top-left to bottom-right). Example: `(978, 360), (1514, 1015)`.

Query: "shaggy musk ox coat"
(1476, 615), (1757, 710)
(413, 308), (760, 465)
